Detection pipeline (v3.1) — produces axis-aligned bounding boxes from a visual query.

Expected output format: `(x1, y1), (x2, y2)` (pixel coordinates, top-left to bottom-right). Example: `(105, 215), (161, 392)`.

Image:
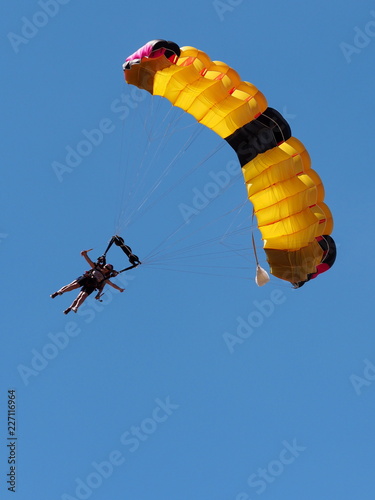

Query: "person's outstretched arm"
(81, 249), (95, 268)
(106, 279), (125, 292)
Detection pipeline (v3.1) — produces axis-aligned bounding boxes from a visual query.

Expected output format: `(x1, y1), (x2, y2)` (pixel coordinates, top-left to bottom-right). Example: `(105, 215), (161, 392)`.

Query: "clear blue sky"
(1, 1), (375, 499)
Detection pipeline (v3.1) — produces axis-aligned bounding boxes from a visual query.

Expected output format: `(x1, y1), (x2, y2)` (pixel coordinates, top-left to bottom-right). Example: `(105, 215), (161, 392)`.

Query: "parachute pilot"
(50, 249), (124, 314)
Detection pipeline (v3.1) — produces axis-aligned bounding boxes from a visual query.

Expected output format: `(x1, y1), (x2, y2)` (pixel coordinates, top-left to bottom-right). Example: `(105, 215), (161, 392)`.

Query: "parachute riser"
(96, 235), (141, 273)
(251, 213), (270, 287)
(118, 264), (140, 273)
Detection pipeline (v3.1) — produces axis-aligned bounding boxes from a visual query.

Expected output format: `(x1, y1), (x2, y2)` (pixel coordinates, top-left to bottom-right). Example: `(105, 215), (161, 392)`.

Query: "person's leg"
(70, 291), (89, 312)
(58, 281), (81, 294)
(52, 281), (80, 297)
(63, 290), (86, 314)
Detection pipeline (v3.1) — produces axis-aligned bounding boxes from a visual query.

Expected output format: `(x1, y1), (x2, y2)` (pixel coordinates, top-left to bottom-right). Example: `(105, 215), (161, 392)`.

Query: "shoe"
(63, 307), (71, 314)
(50, 292), (60, 298)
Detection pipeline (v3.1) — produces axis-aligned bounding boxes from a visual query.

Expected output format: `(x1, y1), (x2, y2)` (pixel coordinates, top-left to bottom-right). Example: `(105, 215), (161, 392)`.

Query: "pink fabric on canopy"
(126, 41), (166, 62)
(310, 262), (330, 280)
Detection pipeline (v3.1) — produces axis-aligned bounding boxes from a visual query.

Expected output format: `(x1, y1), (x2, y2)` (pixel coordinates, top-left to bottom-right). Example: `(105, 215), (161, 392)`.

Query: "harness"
(92, 235), (142, 300)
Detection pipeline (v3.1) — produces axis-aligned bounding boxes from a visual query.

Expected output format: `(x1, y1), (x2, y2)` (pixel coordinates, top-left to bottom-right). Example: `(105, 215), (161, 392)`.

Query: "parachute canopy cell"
(124, 40), (336, 286)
